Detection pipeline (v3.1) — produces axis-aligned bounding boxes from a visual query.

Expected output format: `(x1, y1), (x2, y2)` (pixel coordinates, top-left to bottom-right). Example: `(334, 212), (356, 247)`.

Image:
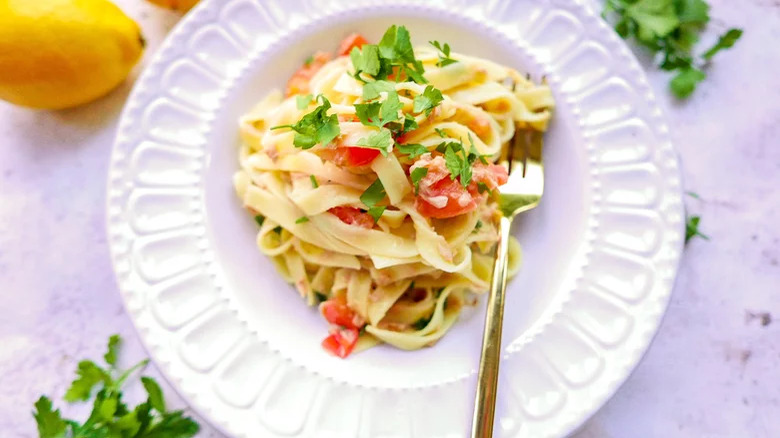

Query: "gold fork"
(471, 129), (544, 438)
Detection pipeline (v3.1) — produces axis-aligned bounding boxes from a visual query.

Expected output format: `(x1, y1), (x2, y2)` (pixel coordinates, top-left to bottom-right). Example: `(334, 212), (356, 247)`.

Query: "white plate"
(107, 0), (684, 436)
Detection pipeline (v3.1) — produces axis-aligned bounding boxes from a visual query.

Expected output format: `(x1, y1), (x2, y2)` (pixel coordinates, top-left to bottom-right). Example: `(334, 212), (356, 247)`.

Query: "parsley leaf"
(429, 40), (458, 67)
(314, 291), (328, 303)
(410, 167), (429, 194)
(355, 90), (402, 129)
(685, 215), (709, 242)
(33, 397), (67, 438)
(357, 131), (394, 155)
(271, 95), (340, 149)
(397, 143), (428, 159)
(702, 28), (743, 60)
(296, 94), (313, 110)
(444, 145), (463, 181)
(413, 85), (444, 116)
(357, 129), (394, 156)
(475, 220), (483, 230)
(670, 66), (706, 98)
(295, 216), (309, 224)
(310, 175), (319, 188)
(304, 55), (314, 66)
(477, 182), (490, 194)
(350, 44), (381, 78)
(434, 128), (447, 138)
(367, 206), (386, 222)
(360, 179), (386, 222)
(412, 316), (431, 330)
(362, 80), (396, 100)
(604, 0), (742, 98)
(254, 215), (265, 227)
(64, 360), (110, 402)
(104, 334), (121, 366)
(33, 335), (200, 438)
(402, 113), (419, 132)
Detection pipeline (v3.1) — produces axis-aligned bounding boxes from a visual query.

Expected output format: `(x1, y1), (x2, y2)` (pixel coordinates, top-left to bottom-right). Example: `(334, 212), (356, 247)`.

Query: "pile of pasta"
(234, 29), (553, 357)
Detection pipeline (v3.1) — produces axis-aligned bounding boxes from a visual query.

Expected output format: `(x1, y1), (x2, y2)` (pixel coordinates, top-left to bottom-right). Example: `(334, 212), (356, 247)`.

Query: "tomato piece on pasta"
(337, 33), (369, 56)
(333, 146), (381, 167)
(285, 51), (331, 96)
(321, 327), (360, 358)
(328, 206), (376, 229)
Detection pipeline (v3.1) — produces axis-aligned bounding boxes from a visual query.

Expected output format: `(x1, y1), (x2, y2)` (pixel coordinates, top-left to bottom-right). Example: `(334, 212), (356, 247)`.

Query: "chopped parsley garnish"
(412, 316), (431, 331)
(355, 90), (403, 129)
(434, 127), (447, 138)
(271, 95), (340, 149)
(33, 335), (199, 438)
(402, 113), (419, 132)
(296, 93), (313, 110)
(360, 178), (387, 222)
(254, 215), (265, 226)
(474, 220), (483, 230)
(413, 85), (444, 116)
(310, 175), (319, 188)
(442, 140), (479, 187)
(429, 40), (458, 67)
(304, 54), (314, 66)
(685, 215), (709, 242)
(356, 128), (394, 156)
(477, 182), (490, 194)
(349, 25), (427, 84)
(295, 216), (310, 224)
(410, 167), (429, 194)
(603, 0), (742, 98)
(397, 143), (428, 159)
(273, 226), (283, 234)
(314, 291), (328, 303)
(362, 80), (396, 100)
(686, 191), (701, 199)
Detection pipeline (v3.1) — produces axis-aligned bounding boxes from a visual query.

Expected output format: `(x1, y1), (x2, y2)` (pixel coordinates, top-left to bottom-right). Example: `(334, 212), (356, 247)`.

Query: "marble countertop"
(1, 1), (777, 437)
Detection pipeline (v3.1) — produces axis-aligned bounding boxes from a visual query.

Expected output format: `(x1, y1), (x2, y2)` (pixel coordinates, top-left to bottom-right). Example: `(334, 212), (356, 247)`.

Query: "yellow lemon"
(147, 0), (199, 12)
(0, 0), (145, 110)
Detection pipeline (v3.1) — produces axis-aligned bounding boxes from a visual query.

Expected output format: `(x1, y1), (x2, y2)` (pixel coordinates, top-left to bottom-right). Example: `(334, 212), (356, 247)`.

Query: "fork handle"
(471, 215), (513, 438)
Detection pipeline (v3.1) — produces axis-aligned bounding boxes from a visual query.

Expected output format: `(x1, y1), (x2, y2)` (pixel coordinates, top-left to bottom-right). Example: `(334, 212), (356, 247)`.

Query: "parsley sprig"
(437, 138), (486, 188)
(360, 178), (387, 222)
(429, 40), (458, 67)
(33, 335), (199, 438)
(350, 25), (427, 84)
(271, 95), (340, 149)
(604, 0), (742, 98)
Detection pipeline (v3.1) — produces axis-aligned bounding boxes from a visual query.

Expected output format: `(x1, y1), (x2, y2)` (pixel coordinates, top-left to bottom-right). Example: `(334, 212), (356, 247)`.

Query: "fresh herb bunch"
(603, 0), (742, 98)
(33, 335), (199, 438)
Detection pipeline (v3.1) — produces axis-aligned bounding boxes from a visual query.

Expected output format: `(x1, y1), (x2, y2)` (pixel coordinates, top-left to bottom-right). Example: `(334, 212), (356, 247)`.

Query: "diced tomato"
(337, 33), (369, 56)
(328, 206), (376, 229)
(286, 51), (331, 96)
(413, 158), (509, 219)
(321, 326), (360, 358)
(320, 298), (362, 328)
(332, 146), (381, 167)
(416, 177), (480, 219)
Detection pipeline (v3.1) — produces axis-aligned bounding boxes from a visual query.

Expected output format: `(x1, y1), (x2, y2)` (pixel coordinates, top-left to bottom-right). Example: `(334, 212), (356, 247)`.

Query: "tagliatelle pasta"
(234, 26), (553, 358)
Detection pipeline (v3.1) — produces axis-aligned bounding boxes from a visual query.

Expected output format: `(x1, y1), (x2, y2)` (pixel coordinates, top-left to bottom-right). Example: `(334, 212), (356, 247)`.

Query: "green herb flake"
(295, 216), (310, 224)
(296, 93), (313, 110)
(362, 80), (396, 101)
(356, 129), (394, 156)
(304, 54), (315, 66)
(477, 182), (490, 194)
(413, 85), (444, 116)
(397, 143), (428, 159)
(670, 66), (706, 99)
(310, 175), (319, 188)
(273, 226), (283, 234)
(410, 167), (429, 195)
(434, 128), (447, 138)
(475, 220), (483, 230)
(254, 215), (265, 227)
(685, 215), (709, 242)
(367, 206), (387, 222)
(429, 40), (458, 67)
(702, 28), (743, 60)
(412, 316), (431, 331)
(314, 292), (328, 303)
(360, 178), (387, 210)
(271, 95), (340, 149)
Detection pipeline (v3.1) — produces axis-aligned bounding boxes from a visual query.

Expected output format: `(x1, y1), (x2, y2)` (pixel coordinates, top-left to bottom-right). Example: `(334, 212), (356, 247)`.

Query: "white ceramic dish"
(107, 0), (684, 436)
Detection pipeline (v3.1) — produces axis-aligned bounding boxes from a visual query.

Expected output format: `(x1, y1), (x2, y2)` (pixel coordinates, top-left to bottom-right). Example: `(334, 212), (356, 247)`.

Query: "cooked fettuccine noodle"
(234, 28), (553, 357)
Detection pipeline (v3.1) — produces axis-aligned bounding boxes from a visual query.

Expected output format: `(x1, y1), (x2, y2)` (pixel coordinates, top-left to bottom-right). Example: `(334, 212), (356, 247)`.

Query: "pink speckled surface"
(0, 1), (778, 437)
